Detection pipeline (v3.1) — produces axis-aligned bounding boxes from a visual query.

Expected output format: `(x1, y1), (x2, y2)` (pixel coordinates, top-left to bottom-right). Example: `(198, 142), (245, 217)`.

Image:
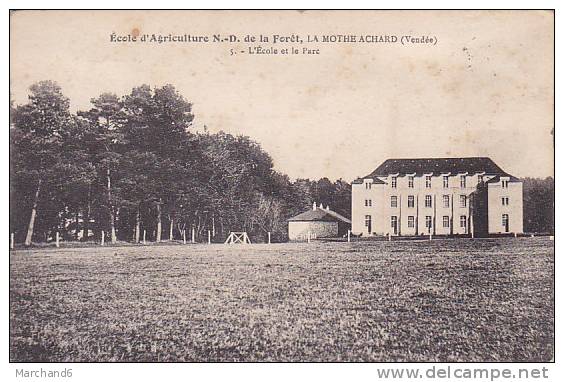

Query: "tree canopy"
(10, 81), (352, 245)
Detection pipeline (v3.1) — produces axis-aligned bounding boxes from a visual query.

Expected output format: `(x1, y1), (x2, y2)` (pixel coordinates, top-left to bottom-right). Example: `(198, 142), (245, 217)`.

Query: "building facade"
(351, 158), (523, 237)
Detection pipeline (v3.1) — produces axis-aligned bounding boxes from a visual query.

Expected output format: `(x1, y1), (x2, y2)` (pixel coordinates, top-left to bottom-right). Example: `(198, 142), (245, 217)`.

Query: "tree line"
(522, 177), (554, 234)
(9, 81), (553, 246)
(10, 81), (352, 246)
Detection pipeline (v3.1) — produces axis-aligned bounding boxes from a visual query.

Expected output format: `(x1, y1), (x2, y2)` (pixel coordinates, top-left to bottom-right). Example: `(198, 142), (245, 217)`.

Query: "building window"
(460, 215), (467, 228)
(390, 196), (398, 208)
(502, 197), (509, 206)
(501, 179), (509, 188)
(443, 175), (449, 188)
(365, 199), (372, 207)
(425, 216), (432, 229)
(443, 195), (450, 208)
(443, 216), (450, 228)
(502, 214), (509, 232)
(408, 216), (415, 228)
(460, 175), (466, 188)
(425, 195), (432, 208)
(477, 175), (483, 184)
(425, 175), (432, 188)
(365, 182), (372, 190)
(407, 195), (415, 208)
(390, 216), (398, 234)
(460, 195), (467, 208)
(408, 176), (414, 188)
(391, 176), (397, 188)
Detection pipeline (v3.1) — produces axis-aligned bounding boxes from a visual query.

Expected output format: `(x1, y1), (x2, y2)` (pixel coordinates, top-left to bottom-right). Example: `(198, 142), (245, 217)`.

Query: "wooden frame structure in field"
(225, 232), (252, 244)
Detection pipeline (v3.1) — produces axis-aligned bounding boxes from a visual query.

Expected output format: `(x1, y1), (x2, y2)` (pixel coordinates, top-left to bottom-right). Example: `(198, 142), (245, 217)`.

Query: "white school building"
(351, 157), (523, 237)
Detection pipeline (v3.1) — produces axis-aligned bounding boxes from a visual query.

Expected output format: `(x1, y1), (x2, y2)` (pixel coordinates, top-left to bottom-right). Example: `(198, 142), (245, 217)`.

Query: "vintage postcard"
(9, 10), (554, 366)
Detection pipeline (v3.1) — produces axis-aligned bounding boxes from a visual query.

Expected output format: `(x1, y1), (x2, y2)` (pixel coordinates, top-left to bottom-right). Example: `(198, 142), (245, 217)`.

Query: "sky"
(10, 10), (554, 182)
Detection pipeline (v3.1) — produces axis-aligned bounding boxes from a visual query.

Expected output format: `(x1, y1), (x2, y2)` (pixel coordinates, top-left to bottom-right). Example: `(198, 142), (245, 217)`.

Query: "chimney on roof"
(313, 202), (317, 211)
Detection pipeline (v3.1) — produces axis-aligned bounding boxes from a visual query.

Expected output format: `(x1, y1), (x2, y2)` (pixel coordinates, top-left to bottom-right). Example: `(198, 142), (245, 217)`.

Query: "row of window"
(388, 175), (478, 189)
(364, 215), (468, 229)
(386, 195), (467, 208)
(364, 195), (509, 208)
(364, 214), (510, 231)
(366, 175), (511, 190)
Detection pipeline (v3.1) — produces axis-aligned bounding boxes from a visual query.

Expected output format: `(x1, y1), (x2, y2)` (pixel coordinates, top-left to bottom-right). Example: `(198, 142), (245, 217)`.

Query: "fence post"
(191, 227), (195, 243)
(268, 232), (271, 244)
(388, 233), (391, 242)
(10, 233), (14, 249)
(143, 230), (146, 245)
(208, 230), (211, 245)
(101, 231), (105, 246)
(55, 232), (60, 248)
(347, 229), (351, 242)
(429, 233), (432, 241)
(307, 231), (311, 243)
(183, 230), (186, 244)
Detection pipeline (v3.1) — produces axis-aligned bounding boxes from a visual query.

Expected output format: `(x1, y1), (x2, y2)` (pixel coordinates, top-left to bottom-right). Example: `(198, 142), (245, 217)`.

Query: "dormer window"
(501, 178), (509, 188)
(365, 182), (372, 190)
(408, 176), (414, 188)
(443, 175), (449, 188)
(425, 175), (432, 188)
(460, 175), (466, 188)
(391, 176), (397, 188)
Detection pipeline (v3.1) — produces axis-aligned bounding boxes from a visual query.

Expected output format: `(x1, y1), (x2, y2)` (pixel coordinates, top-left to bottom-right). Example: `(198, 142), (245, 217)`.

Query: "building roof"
(361, 157), (515, 178)
(485, 174), (521, 184)
(351, 176), (386, 185)
(288, 208), (351, 224)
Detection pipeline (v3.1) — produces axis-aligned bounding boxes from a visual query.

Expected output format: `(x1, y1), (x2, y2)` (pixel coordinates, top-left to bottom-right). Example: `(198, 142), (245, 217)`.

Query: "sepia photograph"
(8, 9), (554, 365)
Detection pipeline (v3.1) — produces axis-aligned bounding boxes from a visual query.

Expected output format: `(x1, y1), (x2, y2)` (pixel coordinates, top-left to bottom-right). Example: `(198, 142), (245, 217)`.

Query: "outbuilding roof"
(288, 208), (351, 224)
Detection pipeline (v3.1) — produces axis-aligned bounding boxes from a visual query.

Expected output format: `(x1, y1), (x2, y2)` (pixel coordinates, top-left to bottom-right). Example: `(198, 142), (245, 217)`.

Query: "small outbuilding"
(288, 202), (351, 241)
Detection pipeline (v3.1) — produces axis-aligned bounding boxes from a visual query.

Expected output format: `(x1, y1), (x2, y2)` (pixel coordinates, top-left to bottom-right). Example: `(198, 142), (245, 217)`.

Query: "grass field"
(10, 237), (554, 362)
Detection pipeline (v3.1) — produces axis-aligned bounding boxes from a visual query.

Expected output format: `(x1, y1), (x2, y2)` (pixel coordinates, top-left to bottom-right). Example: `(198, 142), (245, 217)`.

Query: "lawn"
(9, 237), (554, 362)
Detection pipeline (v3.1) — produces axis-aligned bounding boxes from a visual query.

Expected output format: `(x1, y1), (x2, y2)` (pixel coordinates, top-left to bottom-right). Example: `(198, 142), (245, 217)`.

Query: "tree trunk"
(82, 185), (91, 241)
(75, 211), (80, 241)
(134, 204), (141, 243)
(24, 179), (41, 246)
(156, 199), (162, 243)
(106, 168), (116, 243)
